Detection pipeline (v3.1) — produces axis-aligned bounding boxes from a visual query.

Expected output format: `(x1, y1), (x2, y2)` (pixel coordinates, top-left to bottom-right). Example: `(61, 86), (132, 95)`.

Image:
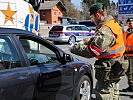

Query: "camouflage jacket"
(70, 15), (116, 58)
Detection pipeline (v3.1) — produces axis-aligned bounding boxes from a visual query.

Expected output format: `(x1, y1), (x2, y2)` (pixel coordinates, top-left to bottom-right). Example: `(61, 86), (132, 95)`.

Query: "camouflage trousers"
(95, 79), (121, 100)
(125, 56), (133, 87)
(94, 58), (124, 100)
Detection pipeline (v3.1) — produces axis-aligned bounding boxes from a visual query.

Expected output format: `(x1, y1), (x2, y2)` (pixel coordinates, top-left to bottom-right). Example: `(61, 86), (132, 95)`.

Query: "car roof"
(78, 20), (92, 22)
(67, 25), (86, 26)
(53, 24), (87, 27)
(0, 28), (32, 34)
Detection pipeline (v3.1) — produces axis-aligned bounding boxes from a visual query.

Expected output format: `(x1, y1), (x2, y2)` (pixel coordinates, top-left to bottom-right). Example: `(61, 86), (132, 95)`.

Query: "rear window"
(50, 26), (63, 31)
(79, 21), (96, 27)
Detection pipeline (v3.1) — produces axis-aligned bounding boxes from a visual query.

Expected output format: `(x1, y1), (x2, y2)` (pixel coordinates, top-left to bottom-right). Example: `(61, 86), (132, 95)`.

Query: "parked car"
(0, 28), (93, 100)
(48, 24), (95, 43)
(78, 20), (96, 32)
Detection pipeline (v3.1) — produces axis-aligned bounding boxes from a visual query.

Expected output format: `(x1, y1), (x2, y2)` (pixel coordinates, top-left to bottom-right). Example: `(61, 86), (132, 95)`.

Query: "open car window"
(19, 38), (59, 66)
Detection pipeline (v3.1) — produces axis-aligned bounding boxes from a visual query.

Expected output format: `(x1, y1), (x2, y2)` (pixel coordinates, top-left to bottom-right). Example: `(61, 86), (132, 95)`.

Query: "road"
(56, 43), (133, 100)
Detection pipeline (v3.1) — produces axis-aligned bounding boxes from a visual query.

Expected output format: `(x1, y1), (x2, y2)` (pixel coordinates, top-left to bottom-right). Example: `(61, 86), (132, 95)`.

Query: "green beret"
(89, 3), (104, 15)
(126, 17), (133, 23)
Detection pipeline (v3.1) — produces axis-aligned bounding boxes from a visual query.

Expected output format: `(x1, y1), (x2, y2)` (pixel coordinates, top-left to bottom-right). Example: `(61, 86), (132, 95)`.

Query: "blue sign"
(118, 0), (133, 4)
(118, 4), (133, 14)
(25, 14), (39, 33)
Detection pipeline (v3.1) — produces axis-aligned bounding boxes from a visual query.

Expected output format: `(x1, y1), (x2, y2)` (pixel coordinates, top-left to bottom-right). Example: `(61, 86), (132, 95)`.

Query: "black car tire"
(75, 75), (92, 100)
(68, 36), (76, 43)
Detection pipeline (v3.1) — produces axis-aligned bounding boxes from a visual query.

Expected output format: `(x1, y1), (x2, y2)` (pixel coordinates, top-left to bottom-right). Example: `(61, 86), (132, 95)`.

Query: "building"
(39, 1), (66, 25)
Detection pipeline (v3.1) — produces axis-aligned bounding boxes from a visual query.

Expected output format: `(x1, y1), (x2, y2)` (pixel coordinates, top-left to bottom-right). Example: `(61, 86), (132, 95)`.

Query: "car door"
(80, 25), (94, 36)
(18, 35), (75, 100)
(0, 35), (35, 100)
(72, 26), (84, 41)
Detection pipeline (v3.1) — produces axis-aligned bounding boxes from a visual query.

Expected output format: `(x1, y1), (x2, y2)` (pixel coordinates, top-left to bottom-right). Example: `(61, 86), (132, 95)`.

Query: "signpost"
(0, 0), (40, 35)
(118, 0), (133, 26)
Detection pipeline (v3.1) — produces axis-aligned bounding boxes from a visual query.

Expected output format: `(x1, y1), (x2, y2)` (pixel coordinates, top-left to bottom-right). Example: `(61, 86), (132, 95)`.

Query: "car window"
(50, 26), (63, 31)
(74, 26), (82, 31)
(80, 26), (89, 31)
(19, 38), (59, 66)
(0, 36), (21, 70)
(71, 26), (76, 31)
(66, 27), (72, 31)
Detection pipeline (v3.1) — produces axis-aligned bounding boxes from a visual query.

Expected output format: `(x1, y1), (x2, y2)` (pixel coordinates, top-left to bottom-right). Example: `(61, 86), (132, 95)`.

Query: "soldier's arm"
(91, 26), (116, 52)
(70, 26), (116, 58)
(70, 43), (92, 58)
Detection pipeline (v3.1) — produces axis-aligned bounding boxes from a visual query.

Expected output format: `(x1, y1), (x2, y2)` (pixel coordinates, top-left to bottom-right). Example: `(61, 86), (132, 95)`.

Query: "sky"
(71, 0), (118, 9)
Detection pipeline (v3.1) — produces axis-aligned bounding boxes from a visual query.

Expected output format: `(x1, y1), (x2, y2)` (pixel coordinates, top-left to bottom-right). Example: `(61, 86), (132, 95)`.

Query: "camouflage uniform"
(71, 15), (124, 100)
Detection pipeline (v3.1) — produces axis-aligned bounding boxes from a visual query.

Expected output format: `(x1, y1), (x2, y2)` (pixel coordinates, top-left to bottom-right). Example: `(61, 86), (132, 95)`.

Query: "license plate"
(49, 34), (59, 37)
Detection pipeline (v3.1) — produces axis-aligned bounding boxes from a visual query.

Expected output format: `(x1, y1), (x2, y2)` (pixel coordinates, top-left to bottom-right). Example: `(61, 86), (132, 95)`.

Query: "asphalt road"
(56, 43), (133, 100)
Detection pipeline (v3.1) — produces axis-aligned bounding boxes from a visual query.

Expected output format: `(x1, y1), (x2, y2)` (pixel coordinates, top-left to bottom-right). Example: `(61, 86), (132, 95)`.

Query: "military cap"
(89, 3), (104, 15)
(126, 17), (133, 23)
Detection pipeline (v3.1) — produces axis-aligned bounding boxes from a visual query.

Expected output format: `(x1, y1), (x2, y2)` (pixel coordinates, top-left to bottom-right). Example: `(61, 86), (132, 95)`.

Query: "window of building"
(53, 21), (57, 23)
(54, 12), (56, 16)
(43, 13), (46, 16)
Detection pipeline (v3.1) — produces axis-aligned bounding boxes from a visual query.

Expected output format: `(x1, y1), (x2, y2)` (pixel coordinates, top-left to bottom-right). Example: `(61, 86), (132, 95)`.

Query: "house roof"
(39, 1), (66, 12)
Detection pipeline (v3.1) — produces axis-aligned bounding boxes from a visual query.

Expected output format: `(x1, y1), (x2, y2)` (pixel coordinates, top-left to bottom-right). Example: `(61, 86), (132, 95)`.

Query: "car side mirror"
(64, 54), (73, 62)
(61, 53), (73, 64)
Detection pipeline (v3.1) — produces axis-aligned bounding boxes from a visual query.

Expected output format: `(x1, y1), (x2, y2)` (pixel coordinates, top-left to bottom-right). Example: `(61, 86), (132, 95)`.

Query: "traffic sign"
(118, 0), (133, 25)
(118, 0), (133, 4)
(118, 4), (133, 14)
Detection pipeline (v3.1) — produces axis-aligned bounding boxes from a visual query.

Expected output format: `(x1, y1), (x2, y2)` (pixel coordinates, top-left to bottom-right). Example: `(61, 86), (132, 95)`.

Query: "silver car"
(48, 25), (95, 43)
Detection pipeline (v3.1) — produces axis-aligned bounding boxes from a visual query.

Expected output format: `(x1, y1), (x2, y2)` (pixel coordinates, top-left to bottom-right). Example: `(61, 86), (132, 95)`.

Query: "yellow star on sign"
(1, 3), (16, 24)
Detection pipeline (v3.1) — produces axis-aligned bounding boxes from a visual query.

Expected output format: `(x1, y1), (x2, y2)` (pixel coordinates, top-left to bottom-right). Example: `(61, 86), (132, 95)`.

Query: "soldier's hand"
(83, 38), (91, 45)
(68, 41), (78, 51)
(69, 41), (78, 46)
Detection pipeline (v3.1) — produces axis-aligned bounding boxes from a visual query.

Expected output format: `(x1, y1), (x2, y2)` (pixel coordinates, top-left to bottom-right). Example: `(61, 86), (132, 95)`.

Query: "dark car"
(0, 28), (93, 100)
(78, 20), (96, 32)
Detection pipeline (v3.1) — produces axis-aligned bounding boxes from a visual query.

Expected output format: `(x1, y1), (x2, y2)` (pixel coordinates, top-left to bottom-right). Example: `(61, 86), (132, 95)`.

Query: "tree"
(82, 0), (110, 9)
(81, 0), (111, 19)
(82, 0), (95, 7)
(63, 0), (81, 20)
(81, 2), (90, 19)
(81, 0), (94, 19)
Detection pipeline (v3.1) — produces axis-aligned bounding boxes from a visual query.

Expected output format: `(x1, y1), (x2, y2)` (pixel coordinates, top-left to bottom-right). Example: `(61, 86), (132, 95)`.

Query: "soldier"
(70, 3), (127, 100)
(121, 17), (133, 93)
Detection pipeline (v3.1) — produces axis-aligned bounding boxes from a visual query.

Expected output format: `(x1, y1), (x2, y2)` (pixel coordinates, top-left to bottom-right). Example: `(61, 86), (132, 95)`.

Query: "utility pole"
(94, 0), (96, 3)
